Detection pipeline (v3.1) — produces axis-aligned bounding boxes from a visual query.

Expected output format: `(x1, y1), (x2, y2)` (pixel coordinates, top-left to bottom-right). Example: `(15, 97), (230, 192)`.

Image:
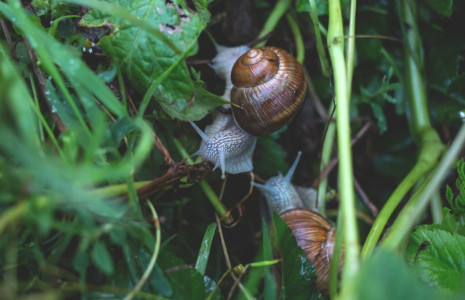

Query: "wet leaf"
(80, 0), (218, 120)
(91, 241), (115, 276)
(272, 213), (321, 299)
(356, 249), (461, 300)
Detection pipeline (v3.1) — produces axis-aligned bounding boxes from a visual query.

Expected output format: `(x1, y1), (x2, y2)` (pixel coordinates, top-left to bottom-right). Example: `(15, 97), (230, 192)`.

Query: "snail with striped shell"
(190, 46), (307, 178)
(253, 152), (343, 292)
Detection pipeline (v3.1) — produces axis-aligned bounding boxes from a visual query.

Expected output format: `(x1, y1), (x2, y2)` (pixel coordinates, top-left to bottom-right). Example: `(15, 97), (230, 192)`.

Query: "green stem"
(430, 191), (443, 224)
(256, 0), (291, 47)
(382, 124), (465, 250)
(317, 105), (336, 215)
(285, 13), (304, 64)
(360, 130), (443, 258)
(308, 0), (330, 76)
(327, 0), (359, 289)
(329, 207), (343, 298)
(345, 0), (357, 97)
(172, 138), (232, 224)
(361, 0), (445, 259)
(124, 200), (161, 300)
(402, 0), (431, 137)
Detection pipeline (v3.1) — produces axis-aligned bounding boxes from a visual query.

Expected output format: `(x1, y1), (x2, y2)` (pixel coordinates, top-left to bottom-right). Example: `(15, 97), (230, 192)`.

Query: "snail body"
(189, 113), (256, 179)
(230, 47), (307, 136)
(253, 152), (341, 292)
(190, 45), (306, 178)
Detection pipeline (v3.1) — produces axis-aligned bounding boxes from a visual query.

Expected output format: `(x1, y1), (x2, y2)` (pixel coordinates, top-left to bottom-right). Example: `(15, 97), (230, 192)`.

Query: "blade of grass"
(285, 12), (304, 64)
(195, 223), (218, 276)
(256, 0), (291, 47)
(308, 0), (330, 76)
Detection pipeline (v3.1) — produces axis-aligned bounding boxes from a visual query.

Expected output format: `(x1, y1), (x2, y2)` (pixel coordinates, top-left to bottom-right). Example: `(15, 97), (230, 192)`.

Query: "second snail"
(191, 45), (341, 293)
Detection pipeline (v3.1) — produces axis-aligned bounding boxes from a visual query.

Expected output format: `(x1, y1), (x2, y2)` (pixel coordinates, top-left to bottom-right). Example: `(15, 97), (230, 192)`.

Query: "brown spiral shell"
(230, 46), (307, 136)
(280, 208), (342, 293)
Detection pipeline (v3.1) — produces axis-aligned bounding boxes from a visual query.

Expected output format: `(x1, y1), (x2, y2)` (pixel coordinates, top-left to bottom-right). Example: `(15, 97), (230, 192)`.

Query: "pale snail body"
(189, 113), (256, 179)
(253, 152), (341, 292)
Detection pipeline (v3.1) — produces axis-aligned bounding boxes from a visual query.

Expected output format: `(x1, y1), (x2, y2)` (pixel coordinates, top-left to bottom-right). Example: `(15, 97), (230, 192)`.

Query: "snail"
(188, 113), (256, 179)
(189, 46), (257, 179)
(190, 45), (306, 178)
(253, 152), (342, 292)
(230, 46), (307, 136)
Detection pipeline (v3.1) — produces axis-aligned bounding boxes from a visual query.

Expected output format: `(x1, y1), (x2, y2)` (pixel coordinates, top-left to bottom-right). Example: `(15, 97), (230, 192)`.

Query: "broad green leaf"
(408, 228), (465, 291)
(355, 249), (461, 300)
(272, 213), (321, 299)
(255, 137), (289, 178)
(91, 241), (115, 275)
(408, 205), (465, 292)
(194, 222), (217, 276)
(80, 0), (217, 120)
(158, 251), (206, 300)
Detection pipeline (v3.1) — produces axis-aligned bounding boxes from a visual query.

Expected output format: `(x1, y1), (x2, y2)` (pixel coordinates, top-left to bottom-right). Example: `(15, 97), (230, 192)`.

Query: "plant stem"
(327, 0), (359, 289)
(285, 13), (304, 64)
(307, 0), (330, 76)
(345, 0), (357, 98)
(124, 200), (161, 300)
(382, 124), (465, 250)
(317, 104), (336, 215)
(172, 138), (232, 224)
(361, 0), (445, 259)
(256, 0), (291, 47)
(430, 191), (443, 224)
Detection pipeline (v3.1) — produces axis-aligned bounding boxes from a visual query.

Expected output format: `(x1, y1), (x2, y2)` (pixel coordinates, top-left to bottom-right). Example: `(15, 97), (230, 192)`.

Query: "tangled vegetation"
(0, 0), (464, 299)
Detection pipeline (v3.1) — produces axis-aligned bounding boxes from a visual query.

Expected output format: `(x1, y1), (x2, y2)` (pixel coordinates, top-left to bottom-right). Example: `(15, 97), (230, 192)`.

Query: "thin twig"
(1, 20), (14, 54)
(23, 38), (67, 132)
(128, 161), (213, 200)
(215, 213), (234, 272)
(224, 172), (256, 228)
(126, 90), (139, 116)
(312, 121), (373, 188)
(227, 265), (249, 300)
(354, 176), (379, 217)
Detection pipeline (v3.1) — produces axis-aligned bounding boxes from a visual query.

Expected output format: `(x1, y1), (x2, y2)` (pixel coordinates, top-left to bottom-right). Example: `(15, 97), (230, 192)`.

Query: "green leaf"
(237, 220), (277, 300)
(422, 0), (454, 17)
(370, 102), (388, 133)
(356, 249), (461, 299)
(194, 223), (217, 276)
(80, 0), (213, 120)
(91, 241), (115, 275)
(158, 251), (206, 300)
(255, 137), (289, 178)
(272, 213), (321, 299)
(408, 227), (465, 292)
(447, 159), (465, 214)
(175, 85), (228, 121)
